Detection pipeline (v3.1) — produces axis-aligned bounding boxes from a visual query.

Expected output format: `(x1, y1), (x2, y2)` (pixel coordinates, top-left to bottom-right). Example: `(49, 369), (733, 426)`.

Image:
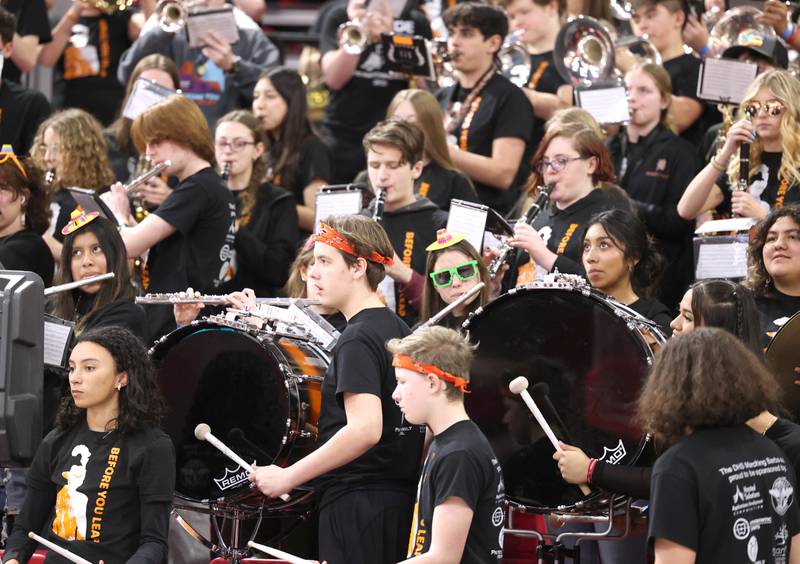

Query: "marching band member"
(103, 95), (236, 342)
(250, 215), (425, 564)
(582, 209), (672, 336)
(215, 109), (298, 296)
(606, 63), (698, 307)
(419, 229), (491, 329)
(679, 69), (800, 221)
(436, 2), (534, 216)
(3, 327), (175, 564)
(389, 326), (503, 563)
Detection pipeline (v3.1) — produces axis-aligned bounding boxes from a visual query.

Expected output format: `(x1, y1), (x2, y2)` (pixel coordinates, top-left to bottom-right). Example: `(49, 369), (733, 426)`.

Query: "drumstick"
(27, 532), (93, 564)
(509, 377), (592, 496)
(194, 423), (290, 502)
(247, 540), (315, 564)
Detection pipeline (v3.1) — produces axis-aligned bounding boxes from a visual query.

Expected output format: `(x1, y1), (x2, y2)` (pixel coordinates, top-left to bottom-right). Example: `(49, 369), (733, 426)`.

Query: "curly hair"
(30, 109), (116, 193)
(689, 279), (763, 357)
(49, 217), (136, 331)
(420, 239), (491, 323)
(637, 328), (779, 448)
(57, 326), (167, 434)
(744, 205), (800, 296)
(582, 209), (665, 298)
(215, 110), (268, 226)
(0, 154), (51, 234)
(727, 69), (800, 188)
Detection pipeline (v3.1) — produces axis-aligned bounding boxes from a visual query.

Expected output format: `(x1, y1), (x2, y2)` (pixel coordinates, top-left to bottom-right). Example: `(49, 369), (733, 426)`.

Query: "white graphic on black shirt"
(53, 444), (91, 541)
(748, 535), (759, 562)
(769, 477), (794, 516)
(538, 226), (552, 246)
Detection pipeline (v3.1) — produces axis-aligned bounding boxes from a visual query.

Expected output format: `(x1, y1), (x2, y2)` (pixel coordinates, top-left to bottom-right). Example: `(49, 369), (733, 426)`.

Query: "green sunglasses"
(429, 260), (479, 288)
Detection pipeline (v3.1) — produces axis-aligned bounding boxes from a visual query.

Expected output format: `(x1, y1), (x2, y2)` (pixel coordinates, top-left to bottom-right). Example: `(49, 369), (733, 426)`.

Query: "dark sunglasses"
(430, 260), (479, 288)
(744, 100), (785, 118)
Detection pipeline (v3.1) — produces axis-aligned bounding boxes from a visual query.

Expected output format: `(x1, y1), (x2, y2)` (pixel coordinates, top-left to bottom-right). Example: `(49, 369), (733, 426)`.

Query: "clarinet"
(734, 109), (754, 217)
(373, 187), (386, 223)
(221, 162), (231, 183)
(488, 184), (553, 279)
(45, 169), (55, 186)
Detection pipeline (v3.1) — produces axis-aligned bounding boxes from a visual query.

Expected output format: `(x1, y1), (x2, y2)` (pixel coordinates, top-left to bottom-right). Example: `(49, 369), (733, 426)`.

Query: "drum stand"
(503, 497), (640, 564)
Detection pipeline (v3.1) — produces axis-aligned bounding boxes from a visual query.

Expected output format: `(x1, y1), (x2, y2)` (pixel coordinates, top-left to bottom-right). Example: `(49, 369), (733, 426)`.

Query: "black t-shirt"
(663, 53), (720, 150)
(716, 152), (800, 218)
(77, 298), (147, 341)
(0, 229), (54, 286)
(628, 296), (673, 337)
(436, 72), (535, 216)
(146, 167), (236, 341)
(767, 418), (800, 484)
(417, 161), (479, 211)
(316, 307), (426, 501)
(57, 12), (134, 126)
(277, 135), (332, 206)
(0, 0), (52, 84)
(524, 50), (567, 150)
(756, 290), (800, 343)
(4, 420), (174, 563)
(649, 425), (800, 563)
(0, 80), (51, 156)
(408, 420), (503, 563)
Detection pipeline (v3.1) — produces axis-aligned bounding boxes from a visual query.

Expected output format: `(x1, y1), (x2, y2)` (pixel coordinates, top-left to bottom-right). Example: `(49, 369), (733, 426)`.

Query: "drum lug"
(290, 373), (324, 384)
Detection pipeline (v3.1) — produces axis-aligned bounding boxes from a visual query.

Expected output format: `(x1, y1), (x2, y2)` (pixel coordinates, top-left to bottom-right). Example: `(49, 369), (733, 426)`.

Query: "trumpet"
(124, 160), (171, 195)
(338, 19), (369, 55)
(157, 0), (206, 33)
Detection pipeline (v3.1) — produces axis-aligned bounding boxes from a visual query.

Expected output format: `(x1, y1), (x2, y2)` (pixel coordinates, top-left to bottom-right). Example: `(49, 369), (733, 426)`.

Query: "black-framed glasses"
(744, 100), (785, 118)
(534, 155), (587, 174)
(215, 139), (257, 151)
(429, 260), (479, 288)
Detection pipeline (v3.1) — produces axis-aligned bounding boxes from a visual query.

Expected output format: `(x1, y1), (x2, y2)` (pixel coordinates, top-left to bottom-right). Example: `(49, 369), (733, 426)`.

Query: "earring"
(116, 383), (122, 391)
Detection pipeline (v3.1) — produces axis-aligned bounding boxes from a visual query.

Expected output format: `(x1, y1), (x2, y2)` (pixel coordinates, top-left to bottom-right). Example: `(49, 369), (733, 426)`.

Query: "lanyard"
(446, 65), (495, 138)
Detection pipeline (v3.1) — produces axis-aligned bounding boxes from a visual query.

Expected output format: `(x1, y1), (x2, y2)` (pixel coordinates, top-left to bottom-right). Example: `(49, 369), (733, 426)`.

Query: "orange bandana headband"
(392, 354), (471, 393)
(312, 222), (393, 266)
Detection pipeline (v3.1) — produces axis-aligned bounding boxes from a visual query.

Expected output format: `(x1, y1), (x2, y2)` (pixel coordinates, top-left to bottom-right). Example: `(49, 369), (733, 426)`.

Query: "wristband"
(586, 458), (598, 485)
(697, 44), (711, 57)
(711, 154), (729, 172)
(782, 23), (796, 41)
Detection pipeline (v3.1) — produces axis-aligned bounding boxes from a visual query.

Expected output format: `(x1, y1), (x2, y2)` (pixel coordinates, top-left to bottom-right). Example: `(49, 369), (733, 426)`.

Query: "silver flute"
(136, 292), (320, 306)
(488, 184), (553, 279)
(125, 160), (171, 194)
(44, 273), (115, 296)
(414, 282), (485, 332)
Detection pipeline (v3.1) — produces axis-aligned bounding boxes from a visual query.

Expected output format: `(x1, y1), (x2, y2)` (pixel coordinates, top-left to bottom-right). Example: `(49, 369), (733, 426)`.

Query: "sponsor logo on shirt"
(769, 477), (794, 516)
(732, 483), (764, 515)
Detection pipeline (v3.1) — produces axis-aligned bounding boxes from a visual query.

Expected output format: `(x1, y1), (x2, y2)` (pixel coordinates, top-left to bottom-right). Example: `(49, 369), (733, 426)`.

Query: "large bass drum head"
(464, 287), (651, 512)
(152, 322), (291, 504)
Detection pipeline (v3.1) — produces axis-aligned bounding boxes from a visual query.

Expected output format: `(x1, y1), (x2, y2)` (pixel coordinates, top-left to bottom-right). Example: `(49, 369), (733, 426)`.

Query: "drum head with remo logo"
(766, 310), (800, 419)
(463, 286), (654, 513)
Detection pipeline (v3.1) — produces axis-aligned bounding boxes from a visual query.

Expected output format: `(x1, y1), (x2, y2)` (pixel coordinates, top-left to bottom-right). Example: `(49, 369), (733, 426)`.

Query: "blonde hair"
(286, 242), (314, 298)
(386, 326), (476, 401)
(627, 62), (674, 131)
(131, 95), (215, 163)
(728, 69), (800, 188)
(387, 89), (456, 171)
(545, 108), (604, 138)
(31, 109), (115, 193)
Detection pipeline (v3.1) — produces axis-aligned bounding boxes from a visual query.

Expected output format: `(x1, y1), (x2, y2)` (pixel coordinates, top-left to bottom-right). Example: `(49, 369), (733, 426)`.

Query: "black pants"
(318, 488), (414, 564)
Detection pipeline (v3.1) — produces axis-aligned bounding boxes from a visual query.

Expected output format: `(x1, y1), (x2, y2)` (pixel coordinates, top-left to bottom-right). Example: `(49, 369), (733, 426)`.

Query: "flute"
(415, 282), (485, 332)
(124, 160), (171, 194)
(45, 273), (115, 296)
(135, 292), (320, 306)
(27, 531), (93, 564)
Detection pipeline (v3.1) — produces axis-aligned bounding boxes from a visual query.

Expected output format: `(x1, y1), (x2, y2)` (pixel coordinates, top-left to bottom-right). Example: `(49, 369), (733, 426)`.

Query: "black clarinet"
(488, 184), (553, 279)
(373, 188), (386, 223)
(221, 162), (231, 183)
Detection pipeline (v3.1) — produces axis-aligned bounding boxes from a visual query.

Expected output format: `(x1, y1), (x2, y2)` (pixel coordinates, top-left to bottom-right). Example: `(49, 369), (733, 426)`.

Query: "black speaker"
(0, 271), (44, 465)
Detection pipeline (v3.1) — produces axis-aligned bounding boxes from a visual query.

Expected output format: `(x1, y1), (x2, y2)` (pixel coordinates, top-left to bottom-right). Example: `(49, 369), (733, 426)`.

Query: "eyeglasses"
(534, 155), (587, 174)
(744, 100), (785, 118)
(215, 139), (256, 151)
(429, 260), (479, 288)
(0, 145), (28, 179)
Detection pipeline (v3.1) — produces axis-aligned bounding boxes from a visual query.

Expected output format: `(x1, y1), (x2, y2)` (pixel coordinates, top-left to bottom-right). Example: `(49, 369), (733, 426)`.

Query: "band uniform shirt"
(0, 228), (54, 286)
(315, 307), (426, 503)
(3, 420), (175, 563)
(436, 73), (535, 216)
(649, 425), (800, 564)
(146, 166), (236, 341)
(0, 79), (51, 155)
(767, 419), (800, 484)
(0, 0), (52, 84)
(416, 161), (479, 212)
(408, 420), (504, 563)
(716, 152), (800, 218)
(756, 289), (800, 345)
(524, 50), (567, 150)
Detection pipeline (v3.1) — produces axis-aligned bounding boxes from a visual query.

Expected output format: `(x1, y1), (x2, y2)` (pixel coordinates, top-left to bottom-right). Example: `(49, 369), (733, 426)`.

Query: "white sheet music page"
(576, 86), (629, 124)
(122, 78), (176, 120)
(446, 201), (487, 252)
(697, 58), (758, 104)
(44, 319), (73, 367)
(186, 7), (240, 48)
(314, 192), (363, 231)
(695, 240), (749, 279)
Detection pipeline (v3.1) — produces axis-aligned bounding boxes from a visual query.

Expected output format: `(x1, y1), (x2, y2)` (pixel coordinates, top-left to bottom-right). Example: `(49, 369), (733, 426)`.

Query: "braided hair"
(689, 279), (763, 358)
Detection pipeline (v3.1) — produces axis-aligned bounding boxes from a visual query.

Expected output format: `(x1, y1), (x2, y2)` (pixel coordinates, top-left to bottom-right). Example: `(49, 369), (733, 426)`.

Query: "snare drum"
(463, 279), (664, 513)
(151, 321), (329, 509)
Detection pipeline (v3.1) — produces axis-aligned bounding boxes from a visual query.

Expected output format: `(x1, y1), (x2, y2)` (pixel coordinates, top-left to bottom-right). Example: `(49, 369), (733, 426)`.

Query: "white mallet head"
(194, 423), (211, 441)
(509, 376), (530, 395)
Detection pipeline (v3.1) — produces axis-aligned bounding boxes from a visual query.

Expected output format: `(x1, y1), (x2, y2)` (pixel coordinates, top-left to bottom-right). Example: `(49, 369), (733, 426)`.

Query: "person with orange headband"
(388, 325), (503, 563)
(250, 214), (425, 564)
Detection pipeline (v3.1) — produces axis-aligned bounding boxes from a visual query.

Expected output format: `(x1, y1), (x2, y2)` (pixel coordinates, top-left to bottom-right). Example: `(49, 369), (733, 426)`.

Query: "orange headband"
(312, 222), (393, 266)
(392, 354), (471, 393)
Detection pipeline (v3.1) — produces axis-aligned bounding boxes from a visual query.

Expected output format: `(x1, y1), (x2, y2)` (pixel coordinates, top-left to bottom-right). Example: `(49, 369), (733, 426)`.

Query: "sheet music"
(697, 58), (757, 104)
(186, 7), (240, 48)
(378, 276), (397, 312)
(694, 217), (756, 234)
(122, 78), (177, 120)
(575, 86), (630, 124)
(447, 201), (487, 252)
(695, 239), (749, 279)
(44, 316), (74, 368)
(314, 191), (363, 231)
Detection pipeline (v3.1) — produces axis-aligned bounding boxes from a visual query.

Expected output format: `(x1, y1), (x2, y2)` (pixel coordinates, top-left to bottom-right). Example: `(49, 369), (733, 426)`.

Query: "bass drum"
(151, 321), (329, 509)
(463, 281), (664, 513)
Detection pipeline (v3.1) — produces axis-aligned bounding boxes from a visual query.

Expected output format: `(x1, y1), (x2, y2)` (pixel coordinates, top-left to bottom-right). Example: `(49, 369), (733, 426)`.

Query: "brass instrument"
(553, 16), (661, 86)
(125, 160), (171, 195)
(156, 0), (206, 33)
(86, 0), (135, 14)
(432, 39), (456, 88)
(708, 6), (776, 58)
(299, 46), (329, 123)
(498, 31), (532, 88)
(338, 19), (369, 55)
